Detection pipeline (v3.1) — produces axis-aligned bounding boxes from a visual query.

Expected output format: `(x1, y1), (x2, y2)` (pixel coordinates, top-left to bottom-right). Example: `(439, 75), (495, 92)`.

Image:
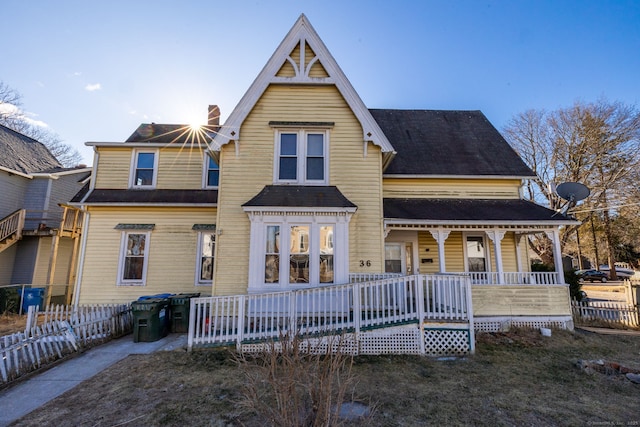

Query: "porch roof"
(77, 189), (218, 205)
(243, 185), (357, 208)
(383, 198), (577, 225)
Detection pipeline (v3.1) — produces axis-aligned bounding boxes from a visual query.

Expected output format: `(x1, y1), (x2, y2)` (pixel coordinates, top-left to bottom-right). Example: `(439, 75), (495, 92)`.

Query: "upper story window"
(130, 150), (158, 188)
(273, 128), (329, 185)
(204, 154), (219, 188)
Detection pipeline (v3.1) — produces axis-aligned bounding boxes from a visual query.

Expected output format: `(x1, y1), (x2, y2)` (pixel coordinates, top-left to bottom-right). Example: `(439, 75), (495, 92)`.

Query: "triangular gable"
(212, 14), (395, 156)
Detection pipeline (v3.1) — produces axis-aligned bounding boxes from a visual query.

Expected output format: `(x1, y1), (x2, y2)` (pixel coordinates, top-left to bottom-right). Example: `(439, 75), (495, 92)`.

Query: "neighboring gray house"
(0, 124), (90, 303)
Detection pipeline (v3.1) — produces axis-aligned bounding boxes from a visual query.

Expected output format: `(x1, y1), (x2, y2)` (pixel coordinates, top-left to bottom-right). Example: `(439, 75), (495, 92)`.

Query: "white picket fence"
(0, 304), (133, 385)
(571, 300), (639, 328)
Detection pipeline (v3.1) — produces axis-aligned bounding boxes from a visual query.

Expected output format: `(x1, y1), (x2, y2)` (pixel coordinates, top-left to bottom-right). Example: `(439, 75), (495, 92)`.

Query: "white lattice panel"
(423, 329), (470, 356)
(474, 317), (572, 333)
(359, 328), (422, 355)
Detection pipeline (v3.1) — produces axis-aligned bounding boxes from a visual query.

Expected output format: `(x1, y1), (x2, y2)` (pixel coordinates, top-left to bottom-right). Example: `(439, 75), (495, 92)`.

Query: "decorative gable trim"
(211, 14), (395, 155)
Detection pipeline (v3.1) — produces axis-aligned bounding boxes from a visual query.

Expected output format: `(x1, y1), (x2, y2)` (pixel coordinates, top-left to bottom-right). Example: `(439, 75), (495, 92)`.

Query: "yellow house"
(73, 15), (577, 336)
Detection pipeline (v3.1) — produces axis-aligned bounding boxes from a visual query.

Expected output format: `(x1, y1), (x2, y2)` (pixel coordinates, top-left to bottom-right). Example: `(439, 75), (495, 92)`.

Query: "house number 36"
(359, 260), (372, 267)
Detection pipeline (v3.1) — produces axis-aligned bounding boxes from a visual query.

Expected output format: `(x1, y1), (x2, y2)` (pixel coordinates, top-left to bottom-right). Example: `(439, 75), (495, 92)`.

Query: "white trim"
(0, 166), (33, 179)
(72, 208), (90, 306)
(73, 202), (217, 207)
(128, 149), (159, 189)
(117, 230), (151, 286)
(383, 174), (535, 180)
(385, 218), (579, 226)
(86, 141), (209, 148)
(211, 14), (394, 154)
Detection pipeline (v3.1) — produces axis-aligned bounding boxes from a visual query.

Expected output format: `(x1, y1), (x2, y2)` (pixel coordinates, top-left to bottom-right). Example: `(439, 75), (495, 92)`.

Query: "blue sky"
(3, 0), (639, 165)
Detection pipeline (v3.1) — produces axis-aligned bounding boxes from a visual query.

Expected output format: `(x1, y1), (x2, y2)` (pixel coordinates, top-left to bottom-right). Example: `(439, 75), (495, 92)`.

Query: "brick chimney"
(208, 105), (220, 126)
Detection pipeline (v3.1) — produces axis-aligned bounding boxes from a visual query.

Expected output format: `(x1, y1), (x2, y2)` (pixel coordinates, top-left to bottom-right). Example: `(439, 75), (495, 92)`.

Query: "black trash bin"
(132, 298), (169, 342)
(169, 293), (200, 333)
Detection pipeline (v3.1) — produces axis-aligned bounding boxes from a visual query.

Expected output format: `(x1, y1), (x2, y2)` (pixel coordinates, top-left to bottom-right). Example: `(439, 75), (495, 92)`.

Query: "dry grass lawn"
(9, 328), (640, 426)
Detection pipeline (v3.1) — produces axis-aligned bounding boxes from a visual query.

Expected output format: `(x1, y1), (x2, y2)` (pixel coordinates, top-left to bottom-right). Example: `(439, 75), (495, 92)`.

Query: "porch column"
(429, 229), (451, 273)
(545, 229), (565, 284)
(485, 230), (506, 284)
(514, 233), (524, 273)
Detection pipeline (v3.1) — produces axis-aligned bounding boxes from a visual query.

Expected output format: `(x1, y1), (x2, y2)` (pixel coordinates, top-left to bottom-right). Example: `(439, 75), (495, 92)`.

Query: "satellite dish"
(555, 182), (590, 216)
(556, 182), (590, 203)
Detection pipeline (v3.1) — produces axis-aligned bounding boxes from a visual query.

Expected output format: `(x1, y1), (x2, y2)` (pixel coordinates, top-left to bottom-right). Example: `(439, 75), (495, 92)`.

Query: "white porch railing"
(461, 271), (560, 285)
(188, 274), (472, 351)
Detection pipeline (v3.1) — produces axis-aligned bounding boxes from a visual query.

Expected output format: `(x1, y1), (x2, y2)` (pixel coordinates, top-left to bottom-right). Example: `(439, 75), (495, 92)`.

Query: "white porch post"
(485, 230), (506, 284)
(545, 229), (565, 284)
(514, 233), (524, 273)
(429, 229), (451, 273)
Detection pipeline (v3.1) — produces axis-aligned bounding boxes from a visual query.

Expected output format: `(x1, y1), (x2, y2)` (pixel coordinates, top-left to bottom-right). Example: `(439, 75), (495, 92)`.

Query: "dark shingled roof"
(80, 189), (218, 205)
(243, 185), (357, 209)
(126, 123), (219, 144)
(0, 124), (62, 174)
(370, 109), (535, 177)
(383, 198), (573, 223)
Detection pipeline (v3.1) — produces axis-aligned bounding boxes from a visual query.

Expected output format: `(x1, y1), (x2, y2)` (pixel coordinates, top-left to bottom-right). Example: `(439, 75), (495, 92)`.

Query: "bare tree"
(504, 99), (640, 273)
(0, 81), (83, 167)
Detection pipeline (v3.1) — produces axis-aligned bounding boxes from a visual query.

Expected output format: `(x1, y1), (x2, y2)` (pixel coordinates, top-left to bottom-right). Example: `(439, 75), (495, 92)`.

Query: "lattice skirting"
(474, 316), (574, 333)
(423, 328), (471, 356)
(239, 324), (473, 356)
(359, 328), (423, 355)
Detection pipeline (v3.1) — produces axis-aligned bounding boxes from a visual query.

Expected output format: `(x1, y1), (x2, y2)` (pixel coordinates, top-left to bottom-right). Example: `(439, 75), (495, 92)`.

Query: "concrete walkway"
(0, 333), (187, 427)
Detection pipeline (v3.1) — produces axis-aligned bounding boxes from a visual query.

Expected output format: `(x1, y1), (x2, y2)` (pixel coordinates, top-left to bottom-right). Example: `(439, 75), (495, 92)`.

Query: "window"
(258, 223), (339, 287)
(289, 225), (310, 283)
(319, 225), (334, 283)
(466, 236), (487, 272)
(118, 231), (150, 285)
(130, 151), (157, 188)
(205, 154), (219, 187)
(197, 232), (215, 285)
(275, 130), (328, 184)
(265, 226), (280, 283)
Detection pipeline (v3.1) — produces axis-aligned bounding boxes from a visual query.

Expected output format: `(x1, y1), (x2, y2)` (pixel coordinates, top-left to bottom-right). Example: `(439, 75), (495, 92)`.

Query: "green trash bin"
(132, 298), (169, 342)
(169, 293), (200, 333)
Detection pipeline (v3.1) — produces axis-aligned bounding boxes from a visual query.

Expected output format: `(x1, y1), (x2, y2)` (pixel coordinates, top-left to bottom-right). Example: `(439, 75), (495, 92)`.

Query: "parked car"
(577, 269), (608, 283)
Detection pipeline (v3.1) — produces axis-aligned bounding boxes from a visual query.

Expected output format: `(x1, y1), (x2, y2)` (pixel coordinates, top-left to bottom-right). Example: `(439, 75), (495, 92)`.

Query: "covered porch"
(383, 198), (577, 284)
(383, 198), (578, 331)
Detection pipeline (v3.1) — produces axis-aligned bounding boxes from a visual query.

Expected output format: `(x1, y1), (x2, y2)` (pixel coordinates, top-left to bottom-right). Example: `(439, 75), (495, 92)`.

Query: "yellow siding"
(94, 146), (208, 190)
(417, 231), (439, 273)
(214, 84), (384, 295)
(383, 178), (522, 199)
(444, 232), (465, 272)
(157, 147), (208, 189)
(472, 285), (571, 316)
(78, 207), (216, 304)
(94, 148), (131, 189)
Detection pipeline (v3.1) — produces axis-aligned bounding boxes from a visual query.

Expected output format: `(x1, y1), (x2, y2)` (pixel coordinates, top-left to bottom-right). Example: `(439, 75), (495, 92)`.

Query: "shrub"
(234, 331), (363, 426)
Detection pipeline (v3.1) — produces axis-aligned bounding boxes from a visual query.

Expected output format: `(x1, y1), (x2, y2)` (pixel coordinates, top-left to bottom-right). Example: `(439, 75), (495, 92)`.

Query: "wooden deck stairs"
(0, 209), (25, 253)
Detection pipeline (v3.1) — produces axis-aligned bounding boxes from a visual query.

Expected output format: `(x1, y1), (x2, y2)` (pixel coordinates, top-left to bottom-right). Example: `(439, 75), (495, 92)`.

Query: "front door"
(384, 242), (414, 275)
